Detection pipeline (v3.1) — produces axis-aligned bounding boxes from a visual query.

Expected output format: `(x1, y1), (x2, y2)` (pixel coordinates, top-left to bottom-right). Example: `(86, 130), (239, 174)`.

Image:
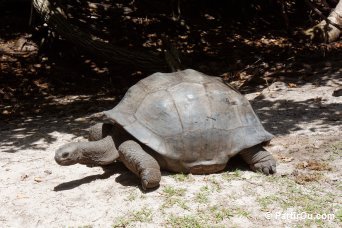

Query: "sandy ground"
(0, 69), (341, 227)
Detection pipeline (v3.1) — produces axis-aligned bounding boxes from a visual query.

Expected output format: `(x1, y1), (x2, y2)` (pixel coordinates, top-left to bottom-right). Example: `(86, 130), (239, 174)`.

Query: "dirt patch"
(1, 73), (341, 227)
(296, 160), (332, 171)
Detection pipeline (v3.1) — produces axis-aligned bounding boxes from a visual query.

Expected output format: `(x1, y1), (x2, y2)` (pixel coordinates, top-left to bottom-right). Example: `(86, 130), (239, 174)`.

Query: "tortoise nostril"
(62, 152), (69, 158)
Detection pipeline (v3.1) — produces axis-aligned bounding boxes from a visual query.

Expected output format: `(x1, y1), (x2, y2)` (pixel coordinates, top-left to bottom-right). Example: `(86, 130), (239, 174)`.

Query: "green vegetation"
(172, 173), (192, 182)
(222, 169), (242, 180)
(336, 208), (342, 223)
(168, 215), (206, 228)
(163, 186), (186, 197)
(257, 195), (281, 210)
(112, 208), (152, 227)
(195, 186), (210, 204)
(161, 186), (188, 209)
(210, 206), (233, 222)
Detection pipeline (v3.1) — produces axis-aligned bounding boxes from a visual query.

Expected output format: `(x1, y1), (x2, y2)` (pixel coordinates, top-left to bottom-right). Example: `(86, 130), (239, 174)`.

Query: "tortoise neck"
(78, 136), (119, 165)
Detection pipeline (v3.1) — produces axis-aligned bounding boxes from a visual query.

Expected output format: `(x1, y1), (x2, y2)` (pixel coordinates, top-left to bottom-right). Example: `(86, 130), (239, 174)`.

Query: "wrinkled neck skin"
(77, 136), (119, 165)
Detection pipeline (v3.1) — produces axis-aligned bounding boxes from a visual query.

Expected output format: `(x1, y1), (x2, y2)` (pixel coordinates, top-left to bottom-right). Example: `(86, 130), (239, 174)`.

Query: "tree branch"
(32, 0), (170, 73)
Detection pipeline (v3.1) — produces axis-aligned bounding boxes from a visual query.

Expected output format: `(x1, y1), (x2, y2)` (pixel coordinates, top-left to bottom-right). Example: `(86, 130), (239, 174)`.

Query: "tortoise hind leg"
(239, 144), (276, 175)
(118, 140), (161, 190)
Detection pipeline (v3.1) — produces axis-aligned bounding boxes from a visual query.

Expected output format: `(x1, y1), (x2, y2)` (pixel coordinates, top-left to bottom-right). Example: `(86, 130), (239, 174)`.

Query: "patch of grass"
(234, 208), (251, 218)
(176, 199), (190, 210)
(265, 174), (283, 182)
(112, 208), (152, 227)
(209, 206), (233, 222)
(125, 191), (138, 201)
(162, 197), (190, 210)
(167, 215), (206, 228)
(286, 182), (303, 194)
(207, 177), (222, 192)
(161, 186), (188, 209)
(223, 169), (242, 180)
(266, 174), (295, 184)
(277, 184), (336, 216)
(331, 140), (342, 154)
(167, 205), (252, 227)
(195, 192), (208, 204)
(301, 195), (335, 215)
(260, 173), (336, 218)
(302, 218), (324, 228)
(172, 173), (191, 182)
(257, 195), (281, 211)
(336, 208), (342, 222)
(163, 186), (186, 198)
(131, 209), (152, 222)
(195, 186), (210, 204)
(326, 140), (342, 161)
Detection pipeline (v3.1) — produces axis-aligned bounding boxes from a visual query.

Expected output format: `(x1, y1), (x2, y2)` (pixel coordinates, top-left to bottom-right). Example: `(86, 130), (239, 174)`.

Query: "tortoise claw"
(250, 159), (276, 175)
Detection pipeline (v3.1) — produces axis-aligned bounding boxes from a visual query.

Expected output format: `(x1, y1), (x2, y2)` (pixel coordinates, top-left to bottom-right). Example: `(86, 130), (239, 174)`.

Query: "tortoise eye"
(62, 152), (69, 158)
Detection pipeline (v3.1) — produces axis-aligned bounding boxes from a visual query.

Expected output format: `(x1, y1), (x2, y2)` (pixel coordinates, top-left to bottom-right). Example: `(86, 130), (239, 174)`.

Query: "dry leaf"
(294, 173), (322, 184)
(20, 174), (29, 181)
(16, 193), (29, 199)
(296, 160), (331, 171)
(34, 177), (42, 183)
(280, 156), (294, 162)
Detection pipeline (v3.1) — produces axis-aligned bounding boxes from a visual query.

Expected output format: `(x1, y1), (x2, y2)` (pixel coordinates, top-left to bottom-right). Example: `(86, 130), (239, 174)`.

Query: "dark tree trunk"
(304, 0), (342, 42)
(32, 0), (170, 73)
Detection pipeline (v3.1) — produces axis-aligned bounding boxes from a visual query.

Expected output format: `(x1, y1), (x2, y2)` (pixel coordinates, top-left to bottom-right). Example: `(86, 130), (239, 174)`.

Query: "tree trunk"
(32, 0), (170, 72)
(304, 0), (342, 43)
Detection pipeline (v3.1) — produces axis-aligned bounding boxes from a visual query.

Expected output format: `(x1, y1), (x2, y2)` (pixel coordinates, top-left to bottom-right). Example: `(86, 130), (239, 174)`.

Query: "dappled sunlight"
(0, 94), (117, 153)
(0, 1), (341, 227)
(249, 80), (342, 136)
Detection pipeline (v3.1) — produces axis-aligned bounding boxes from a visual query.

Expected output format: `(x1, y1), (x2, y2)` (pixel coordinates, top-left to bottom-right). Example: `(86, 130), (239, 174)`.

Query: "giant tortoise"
(55, 69), (276, 189)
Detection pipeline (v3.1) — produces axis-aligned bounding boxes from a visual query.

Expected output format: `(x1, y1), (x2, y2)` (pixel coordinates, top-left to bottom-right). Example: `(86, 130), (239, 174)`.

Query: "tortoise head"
(55, 143), (81, 166)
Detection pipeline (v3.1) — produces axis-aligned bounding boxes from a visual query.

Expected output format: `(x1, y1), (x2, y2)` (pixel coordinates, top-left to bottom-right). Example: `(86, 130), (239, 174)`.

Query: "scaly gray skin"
(55, 135), (119, 166)
(88, 123), (161, 189)
(119, 140), (161, 190)
(88, 123), (114, 141)
(239, 144), (276, 175)
(90, 123), (276, 175)
(55, 123), (162, 189)
(55, 123), (276, 189)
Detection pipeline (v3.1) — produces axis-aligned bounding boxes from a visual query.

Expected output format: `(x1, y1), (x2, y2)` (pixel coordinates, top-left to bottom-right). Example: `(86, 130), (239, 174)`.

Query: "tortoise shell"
(104, 69), (273, 172)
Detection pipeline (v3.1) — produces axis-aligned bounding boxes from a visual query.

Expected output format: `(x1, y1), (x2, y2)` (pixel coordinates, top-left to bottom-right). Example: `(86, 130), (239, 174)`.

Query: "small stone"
(278, 156), (294, 163)
(20, 174), (29, 181)
(332, 88), (342, 97)
(44, 170), (52, 175)
(16, 193), (28, 199)
(34, 177), (42, 183)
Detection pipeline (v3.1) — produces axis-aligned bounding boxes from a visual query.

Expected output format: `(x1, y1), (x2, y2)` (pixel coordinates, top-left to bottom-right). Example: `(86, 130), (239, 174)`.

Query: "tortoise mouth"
(54, 154), (77, 166)
(55, 143), (80, 166)
(55, 150), (77, 166)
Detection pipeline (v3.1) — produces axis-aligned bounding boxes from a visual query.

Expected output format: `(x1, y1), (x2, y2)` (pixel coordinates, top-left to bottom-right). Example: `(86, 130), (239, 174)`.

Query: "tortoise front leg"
(118, 140), (161, 190)
(240, 144), (276, 175)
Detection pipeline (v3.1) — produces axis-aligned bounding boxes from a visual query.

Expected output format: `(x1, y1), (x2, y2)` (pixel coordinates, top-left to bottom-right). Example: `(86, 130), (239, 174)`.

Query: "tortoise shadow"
(53, 156), (254, 192)
(224, 155), (250, 172)
(114, 157), (251, 192)
(53, 163), (126, 191)
(114, 173), (160, 192)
